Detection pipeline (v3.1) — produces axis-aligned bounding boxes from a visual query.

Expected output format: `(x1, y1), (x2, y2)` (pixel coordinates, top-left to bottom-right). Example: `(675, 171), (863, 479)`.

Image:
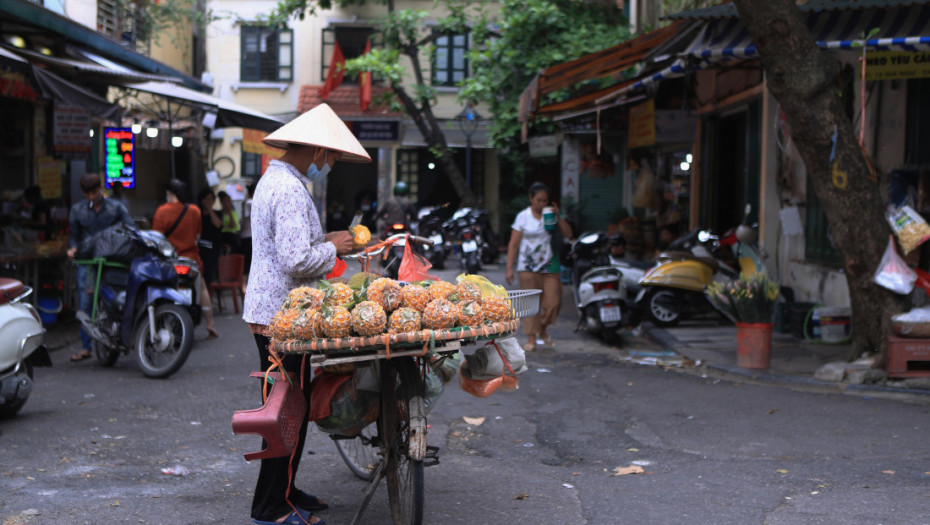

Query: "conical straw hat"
(262, 103), (371, 163)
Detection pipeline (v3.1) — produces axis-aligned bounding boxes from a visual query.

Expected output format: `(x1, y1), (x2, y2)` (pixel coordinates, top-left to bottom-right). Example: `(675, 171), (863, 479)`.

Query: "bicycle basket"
(507, 289), (542, 319)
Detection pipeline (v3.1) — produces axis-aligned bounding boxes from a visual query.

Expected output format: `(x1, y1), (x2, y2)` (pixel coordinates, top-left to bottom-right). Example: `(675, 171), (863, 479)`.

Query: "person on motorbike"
(153, 179), (218, 340)
(67, 173), (135, 362)
(377, 180), (416, 235)
(242, 103), (369, 525)
(506, 182), (573, 351)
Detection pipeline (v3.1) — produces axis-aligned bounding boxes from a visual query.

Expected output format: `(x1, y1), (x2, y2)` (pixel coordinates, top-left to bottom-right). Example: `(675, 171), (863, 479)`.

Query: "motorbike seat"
(0, 278), (24, 305)
(657, 251), (720, 272)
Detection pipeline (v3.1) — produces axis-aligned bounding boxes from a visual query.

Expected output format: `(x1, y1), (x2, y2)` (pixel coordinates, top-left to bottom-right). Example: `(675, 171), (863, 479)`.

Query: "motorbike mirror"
(697, 230), (712, 243)
(580, 233), (600, 244)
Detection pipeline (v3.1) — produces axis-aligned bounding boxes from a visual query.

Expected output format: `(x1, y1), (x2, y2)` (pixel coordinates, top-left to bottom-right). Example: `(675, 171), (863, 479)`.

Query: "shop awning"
(122, 82), (285, 132)
(5, 45), (182, 84)
(518, 20), (692, 125)
(595, 3), (930, 105)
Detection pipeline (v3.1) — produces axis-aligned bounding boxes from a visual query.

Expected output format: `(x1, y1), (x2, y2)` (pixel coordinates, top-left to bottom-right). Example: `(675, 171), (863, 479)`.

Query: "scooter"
(0, 279), (50, 418)
(443, 209), (483, 274)
(413, 204), (451, 270)
(569, 232), (630, 343)
(375, 232), (435, 281)
(635, 205), (764, 327)
(75, 227), (194, 378)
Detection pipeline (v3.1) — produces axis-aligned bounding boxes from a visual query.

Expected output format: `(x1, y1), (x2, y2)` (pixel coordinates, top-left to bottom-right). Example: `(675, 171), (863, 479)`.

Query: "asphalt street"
(2, 258), (930, 524)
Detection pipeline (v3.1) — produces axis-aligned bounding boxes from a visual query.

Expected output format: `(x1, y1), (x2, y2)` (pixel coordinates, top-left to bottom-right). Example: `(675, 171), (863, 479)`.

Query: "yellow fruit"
(456, 300), (485, 327)
(322, 282), (354, 308)
(270, 308), (300, 340)
(292, 309), (324, 340)
(457, 281), (482, 303)
(400, 284), (430, 312)
(322, 306), (353, 338)
(427, 280), (458, 302)
(389, 307), (422, 333)
(352, 224), (371, 247)
(367, 278), (402, 312)
(347, 271), (380, 290)
(351, 301), (387, 336)
(422, 298), (457, 329)
(287, 286), (325, 310)
(481, 295), (513, 323)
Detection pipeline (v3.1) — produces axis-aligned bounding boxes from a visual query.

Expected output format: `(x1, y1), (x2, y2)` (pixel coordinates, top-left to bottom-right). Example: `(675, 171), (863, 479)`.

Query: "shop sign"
(103, 128), (136, 189)
(0, 62), (37, 101)
(628, 99), (656, 149)
(37, 156), (63, 199)
(655, 110), (697, 144)
(53, 105), (92, 155)
(865, 51), (930, 80)
(350, 121), (398, 142)
(529, 134), (560, 158)
(242, 129), (283, 158)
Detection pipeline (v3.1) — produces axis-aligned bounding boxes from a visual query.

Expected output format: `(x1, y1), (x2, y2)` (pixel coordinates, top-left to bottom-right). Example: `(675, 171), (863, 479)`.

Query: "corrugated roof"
(666, 0), (930, 20)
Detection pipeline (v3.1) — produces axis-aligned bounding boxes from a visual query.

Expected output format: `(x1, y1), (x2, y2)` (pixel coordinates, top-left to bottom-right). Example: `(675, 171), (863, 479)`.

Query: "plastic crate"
(886, 335), (930, 378)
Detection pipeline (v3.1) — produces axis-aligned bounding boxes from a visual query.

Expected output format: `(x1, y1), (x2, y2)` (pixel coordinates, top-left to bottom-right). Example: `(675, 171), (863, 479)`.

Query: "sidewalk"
(641, 317), (930, 398)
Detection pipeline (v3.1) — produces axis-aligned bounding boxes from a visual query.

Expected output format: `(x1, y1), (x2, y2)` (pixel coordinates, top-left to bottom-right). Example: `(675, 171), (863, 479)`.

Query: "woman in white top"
(506, 182), (572, 351)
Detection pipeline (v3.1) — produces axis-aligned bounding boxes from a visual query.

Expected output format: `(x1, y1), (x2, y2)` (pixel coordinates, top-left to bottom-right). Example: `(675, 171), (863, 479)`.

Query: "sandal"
(70, 349), (92, 362)
(539, 334), (553, 347)
(294, 490), (329, 511)
(207, 328), (219, 340)
(253, 507), (325, 525)
(523, 340), (536, 352)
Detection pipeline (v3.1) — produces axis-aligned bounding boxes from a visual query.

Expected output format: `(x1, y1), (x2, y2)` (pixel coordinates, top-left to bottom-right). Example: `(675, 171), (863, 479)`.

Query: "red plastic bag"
(398, 236), (436, 282)
(326, 257), (347, 279)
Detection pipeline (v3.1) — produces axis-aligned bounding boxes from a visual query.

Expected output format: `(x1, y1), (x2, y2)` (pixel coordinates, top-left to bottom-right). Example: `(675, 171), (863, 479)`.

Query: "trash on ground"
(515, 492), (530, 500)
(562, 483), (574, 489)
(463, 416), (485, 426)
(611, 465), (645, 476)
(536, 368), (551, 373)
(162, 465), (190, 476)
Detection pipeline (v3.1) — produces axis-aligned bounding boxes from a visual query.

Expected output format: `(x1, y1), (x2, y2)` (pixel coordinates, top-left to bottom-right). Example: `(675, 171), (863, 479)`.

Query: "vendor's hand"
(506, 267), (514, 285)
(550, 201), (561, 216)
(326, 231), (355, 255)
(67, 247), (76, 260)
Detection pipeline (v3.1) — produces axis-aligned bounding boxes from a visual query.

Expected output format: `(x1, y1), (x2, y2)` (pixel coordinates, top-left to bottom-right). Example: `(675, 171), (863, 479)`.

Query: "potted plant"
(706, 272), (780, 369)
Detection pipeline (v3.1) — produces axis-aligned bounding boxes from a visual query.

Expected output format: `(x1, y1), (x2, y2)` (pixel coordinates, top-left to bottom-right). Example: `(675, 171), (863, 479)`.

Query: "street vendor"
(242, 103), (370, 525)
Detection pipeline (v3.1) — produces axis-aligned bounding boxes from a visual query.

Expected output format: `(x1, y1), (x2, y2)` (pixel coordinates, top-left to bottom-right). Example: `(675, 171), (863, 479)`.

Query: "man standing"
(67, 173), (135, 361)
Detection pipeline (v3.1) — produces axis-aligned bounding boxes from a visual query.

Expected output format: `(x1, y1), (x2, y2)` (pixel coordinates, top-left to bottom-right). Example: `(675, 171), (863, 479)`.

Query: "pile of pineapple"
(269, 273), (514, 342)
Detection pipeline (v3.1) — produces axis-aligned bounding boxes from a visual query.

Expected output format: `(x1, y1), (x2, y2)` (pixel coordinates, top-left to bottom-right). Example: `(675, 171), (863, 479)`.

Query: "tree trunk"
(732, 0), (908, 362)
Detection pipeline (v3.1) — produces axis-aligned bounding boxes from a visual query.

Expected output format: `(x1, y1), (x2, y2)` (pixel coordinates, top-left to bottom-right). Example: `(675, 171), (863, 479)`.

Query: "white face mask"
(305, 150), (332, 181)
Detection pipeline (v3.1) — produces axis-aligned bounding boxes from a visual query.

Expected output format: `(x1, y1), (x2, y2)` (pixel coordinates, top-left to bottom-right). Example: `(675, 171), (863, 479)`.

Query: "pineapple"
(351, 301), (387, 336)
(351, 224), (371, 248)
(322, 281), (355, 308)
(347, 271), (380, 290)
(427, 280), (459, 302)
(367, 278), (402, 312)
(482, 295), (513, 323)
(457, 281), (482, 303)
(422, 298), (457, 330)
(287, 286), (325, 310)
(456, 300), (485, 327)
(400, 284), (430, 312)
(389, 307), (422, 333)
(292, 308), (324, 340)
(321, 305), (353, 338)
(269, 308), (300, 340)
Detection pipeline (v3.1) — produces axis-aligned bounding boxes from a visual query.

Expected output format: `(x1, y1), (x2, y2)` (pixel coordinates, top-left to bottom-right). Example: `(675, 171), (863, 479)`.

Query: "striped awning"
(596, 4), (930, 105)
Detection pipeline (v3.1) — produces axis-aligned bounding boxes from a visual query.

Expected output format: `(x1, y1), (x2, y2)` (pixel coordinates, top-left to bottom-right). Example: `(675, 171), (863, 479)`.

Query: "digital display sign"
(104, 127), (135, 189)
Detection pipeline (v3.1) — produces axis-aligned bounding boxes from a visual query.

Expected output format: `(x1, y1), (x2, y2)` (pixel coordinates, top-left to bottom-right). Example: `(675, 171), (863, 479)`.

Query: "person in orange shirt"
(152, 179), (218, 340)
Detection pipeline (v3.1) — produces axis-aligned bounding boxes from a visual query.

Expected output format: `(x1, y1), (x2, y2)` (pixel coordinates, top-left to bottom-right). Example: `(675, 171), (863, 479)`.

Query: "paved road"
(2, 260), (929, 524)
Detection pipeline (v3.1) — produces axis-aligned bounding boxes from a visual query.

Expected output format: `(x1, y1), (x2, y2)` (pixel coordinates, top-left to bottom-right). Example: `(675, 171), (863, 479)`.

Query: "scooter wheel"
(94, 340), (119, 367)
(132, 304), (194, 379)
(644, 289), (681, 327)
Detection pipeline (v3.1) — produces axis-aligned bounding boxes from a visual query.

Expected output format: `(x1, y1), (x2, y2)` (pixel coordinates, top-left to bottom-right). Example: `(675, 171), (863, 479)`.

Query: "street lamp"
(456, 104), (482, 189)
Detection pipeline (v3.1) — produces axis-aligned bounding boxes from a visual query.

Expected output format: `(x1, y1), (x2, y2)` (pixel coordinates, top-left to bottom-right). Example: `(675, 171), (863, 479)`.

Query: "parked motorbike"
(569, 232), (630, 342)
(75, 227), (195, 378)
(413, 204), (451, 270)
(635, 205), (764, 327)
(378, 232), (435, 281)
(442, 208), (486, 274)
(0, 279), (50, 418)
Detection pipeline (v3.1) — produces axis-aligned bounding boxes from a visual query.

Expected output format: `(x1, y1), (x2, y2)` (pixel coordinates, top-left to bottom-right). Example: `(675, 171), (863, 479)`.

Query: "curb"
(641, 323), (930, 398)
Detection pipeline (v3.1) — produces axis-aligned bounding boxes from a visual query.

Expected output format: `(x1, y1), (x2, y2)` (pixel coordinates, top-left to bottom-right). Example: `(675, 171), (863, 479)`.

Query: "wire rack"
(507, 289), (542, 319)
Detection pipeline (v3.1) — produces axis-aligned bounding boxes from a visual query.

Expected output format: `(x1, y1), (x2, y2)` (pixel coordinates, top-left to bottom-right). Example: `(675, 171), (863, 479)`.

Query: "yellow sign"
(864, 51), (930, 80)
(37, 156), (63, 199)
(628, 99), (656, 149)
(242, 129), (283, 158)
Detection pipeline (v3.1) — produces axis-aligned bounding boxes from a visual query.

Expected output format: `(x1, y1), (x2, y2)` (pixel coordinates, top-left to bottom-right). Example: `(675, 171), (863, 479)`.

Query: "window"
(242, 152), (263, 180)
(432, 30), (469, 86)
(321, 27), (377, 84)
(241, 26), (293, 82)
(398, 150), (420, 202)
(97, 0), (148, 53)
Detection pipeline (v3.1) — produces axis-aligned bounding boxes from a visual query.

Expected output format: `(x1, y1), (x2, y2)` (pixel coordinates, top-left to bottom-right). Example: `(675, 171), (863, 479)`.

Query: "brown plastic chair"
(210, 254), (244, 314)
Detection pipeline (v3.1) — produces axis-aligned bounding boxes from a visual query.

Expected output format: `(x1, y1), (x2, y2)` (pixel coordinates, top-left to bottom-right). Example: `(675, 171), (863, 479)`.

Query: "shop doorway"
(701, 101), (760, 230)
(325, 147), (379, 232)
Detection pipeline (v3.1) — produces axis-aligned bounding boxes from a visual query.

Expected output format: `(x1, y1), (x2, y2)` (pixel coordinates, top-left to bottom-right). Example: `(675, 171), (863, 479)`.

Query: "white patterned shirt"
(243, 160), (336, 326)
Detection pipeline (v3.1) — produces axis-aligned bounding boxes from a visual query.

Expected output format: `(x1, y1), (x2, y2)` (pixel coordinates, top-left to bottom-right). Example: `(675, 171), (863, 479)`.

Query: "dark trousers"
(251, 334), (313, 521)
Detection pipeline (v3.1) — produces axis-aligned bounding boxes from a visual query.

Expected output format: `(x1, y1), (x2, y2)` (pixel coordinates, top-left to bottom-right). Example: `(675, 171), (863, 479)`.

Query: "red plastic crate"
(886, 335), (930, 378)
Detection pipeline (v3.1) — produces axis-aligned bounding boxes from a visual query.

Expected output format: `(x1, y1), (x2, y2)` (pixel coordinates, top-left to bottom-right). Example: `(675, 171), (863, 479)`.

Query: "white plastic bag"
(886, 205), (930, 254)
(463, 337), (526, 380)
(873, 235), (917, 295)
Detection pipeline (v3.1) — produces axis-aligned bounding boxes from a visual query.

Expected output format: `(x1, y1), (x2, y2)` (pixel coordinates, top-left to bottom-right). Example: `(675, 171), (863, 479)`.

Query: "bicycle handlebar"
(342, 233), (434, 261)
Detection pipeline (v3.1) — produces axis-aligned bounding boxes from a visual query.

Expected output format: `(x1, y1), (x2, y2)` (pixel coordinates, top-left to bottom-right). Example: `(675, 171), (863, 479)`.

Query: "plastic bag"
(873, 235), (917, 295)
(463, 338), (526, 379)
(459, 342), (520, 398)
(886, 205), (930, 254)
(311, 370), (380, 436)
(456, 274), (508, 299)
(76, 224), (147, 262)
(398, 236), (436, 282)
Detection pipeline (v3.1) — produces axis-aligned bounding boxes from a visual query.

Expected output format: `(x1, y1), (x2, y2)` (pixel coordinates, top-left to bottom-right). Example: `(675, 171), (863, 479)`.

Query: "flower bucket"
(736, 322), (773, 369)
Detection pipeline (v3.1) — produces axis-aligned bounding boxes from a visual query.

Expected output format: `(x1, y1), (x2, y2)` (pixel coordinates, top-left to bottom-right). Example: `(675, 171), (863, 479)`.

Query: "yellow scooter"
(634, 214), (763, 327)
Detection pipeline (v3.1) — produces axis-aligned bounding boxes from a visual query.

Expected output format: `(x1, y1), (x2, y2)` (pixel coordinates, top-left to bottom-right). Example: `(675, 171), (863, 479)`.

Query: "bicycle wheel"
(333, 423), (379, 481)
(380, 357), (425, 525)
